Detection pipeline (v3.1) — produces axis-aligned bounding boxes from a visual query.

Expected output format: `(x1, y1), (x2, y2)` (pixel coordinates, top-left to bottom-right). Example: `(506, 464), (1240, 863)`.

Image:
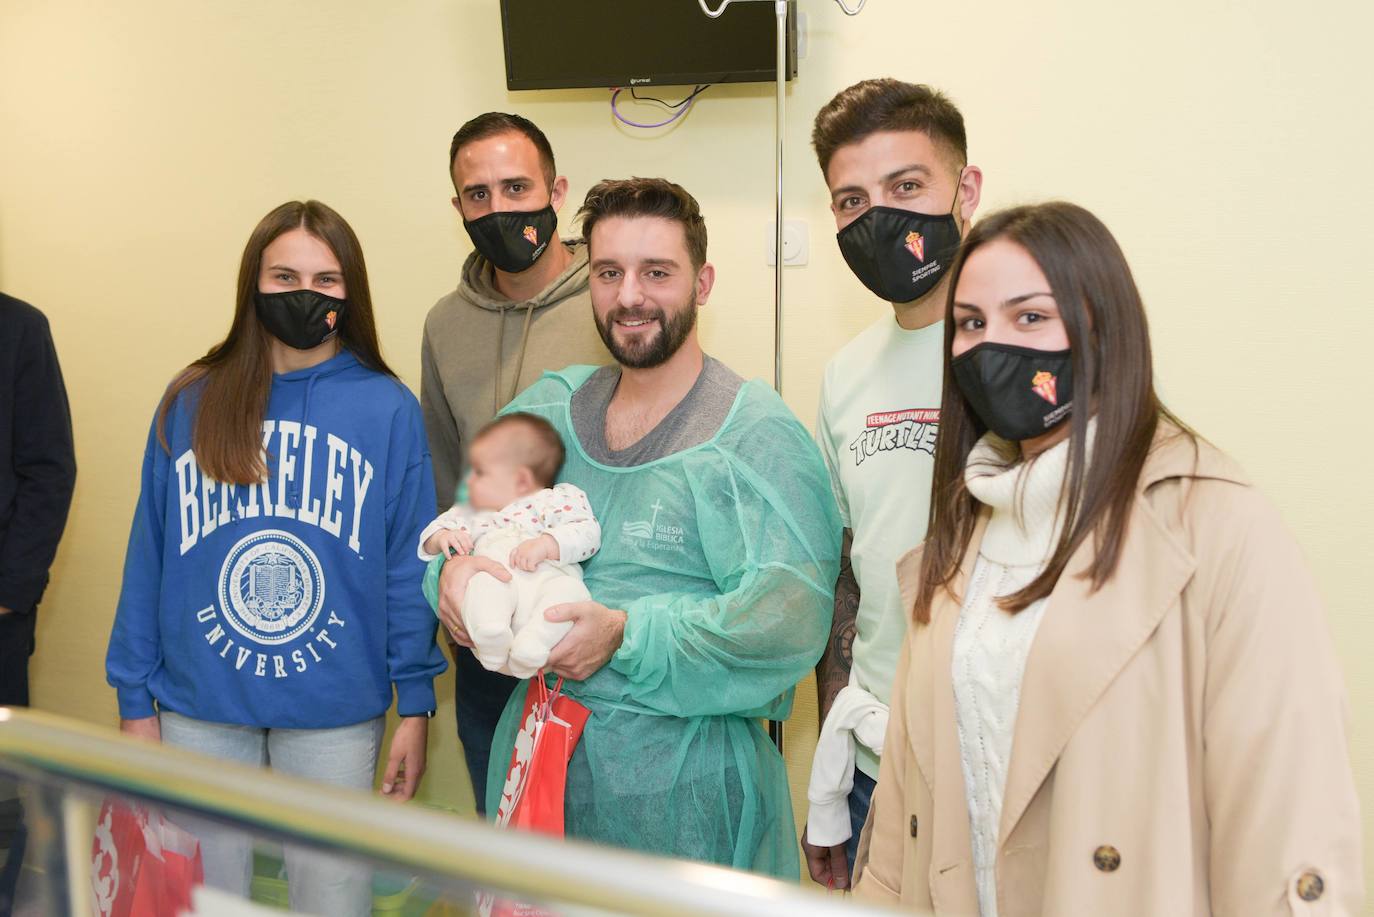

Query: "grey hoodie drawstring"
(494, 300), (537, 413)
(494, 305), (506, 414)
(508, 301), (536, 405)
(469, 242), (584, 413)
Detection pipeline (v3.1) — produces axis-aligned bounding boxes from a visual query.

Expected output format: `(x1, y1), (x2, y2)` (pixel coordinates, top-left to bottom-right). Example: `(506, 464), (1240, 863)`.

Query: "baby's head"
(465, 413), (566, 511)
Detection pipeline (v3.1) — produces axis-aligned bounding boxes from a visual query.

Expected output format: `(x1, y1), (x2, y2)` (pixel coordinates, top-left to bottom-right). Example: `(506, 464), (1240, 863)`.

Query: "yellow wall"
(2, 0), (1370, 898)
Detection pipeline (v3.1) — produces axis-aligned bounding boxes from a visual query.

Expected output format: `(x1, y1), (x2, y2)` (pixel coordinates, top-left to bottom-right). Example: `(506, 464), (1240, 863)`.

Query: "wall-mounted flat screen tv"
(500, 1), (797, 90)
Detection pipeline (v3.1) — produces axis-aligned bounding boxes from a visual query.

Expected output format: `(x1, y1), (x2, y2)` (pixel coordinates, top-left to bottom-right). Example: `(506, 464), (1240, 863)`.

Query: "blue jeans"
(160, 711), (384, 917)
(452, 647), (519, 816)
(846, 766), (877, 880)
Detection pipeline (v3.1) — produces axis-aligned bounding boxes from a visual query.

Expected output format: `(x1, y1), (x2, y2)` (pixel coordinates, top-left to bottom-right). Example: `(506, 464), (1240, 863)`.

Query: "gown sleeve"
(607, 407), (842, 718)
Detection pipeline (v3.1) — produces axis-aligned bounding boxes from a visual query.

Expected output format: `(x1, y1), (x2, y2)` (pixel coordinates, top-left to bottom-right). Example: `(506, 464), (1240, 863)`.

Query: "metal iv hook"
(698, 0), (865, 18)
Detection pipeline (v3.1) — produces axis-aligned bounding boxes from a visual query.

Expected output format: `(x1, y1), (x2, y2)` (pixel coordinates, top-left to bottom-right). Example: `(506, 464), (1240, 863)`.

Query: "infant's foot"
(468, 626), (513, 673)
(506, 642), (550, 680)
(505, 657), (541, 680)
(475, 650), (511, 673)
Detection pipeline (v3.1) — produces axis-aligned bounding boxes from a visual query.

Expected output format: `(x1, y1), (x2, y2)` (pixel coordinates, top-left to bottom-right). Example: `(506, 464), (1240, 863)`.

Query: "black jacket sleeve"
(0, 295), (77, 613)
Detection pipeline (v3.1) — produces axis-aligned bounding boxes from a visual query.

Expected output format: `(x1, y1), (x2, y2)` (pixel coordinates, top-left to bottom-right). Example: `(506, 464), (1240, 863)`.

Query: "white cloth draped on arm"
(806, 681), (889, 846)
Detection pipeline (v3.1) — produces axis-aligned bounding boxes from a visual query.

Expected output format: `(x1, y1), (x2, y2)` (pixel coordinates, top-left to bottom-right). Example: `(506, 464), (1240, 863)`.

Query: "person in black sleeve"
(0, 292), (77, 917)
(0, 292), (76, 705)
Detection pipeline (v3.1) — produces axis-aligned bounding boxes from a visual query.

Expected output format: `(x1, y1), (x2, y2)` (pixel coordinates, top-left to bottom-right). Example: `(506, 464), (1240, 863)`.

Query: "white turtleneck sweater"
(953, 432), (1073, 917)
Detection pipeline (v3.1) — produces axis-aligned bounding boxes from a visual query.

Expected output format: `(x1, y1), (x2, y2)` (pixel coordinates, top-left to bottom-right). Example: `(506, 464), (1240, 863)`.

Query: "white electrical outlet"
(765, 220), (809, 266)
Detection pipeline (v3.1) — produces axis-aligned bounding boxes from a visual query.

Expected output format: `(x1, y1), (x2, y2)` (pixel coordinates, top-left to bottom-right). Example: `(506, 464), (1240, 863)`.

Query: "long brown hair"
(156, 200), (396, 483)
(914, 201), (1187, 623)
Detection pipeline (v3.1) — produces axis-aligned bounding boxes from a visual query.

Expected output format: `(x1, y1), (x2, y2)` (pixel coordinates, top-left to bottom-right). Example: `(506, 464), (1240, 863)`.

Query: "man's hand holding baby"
(510, 533), (560, 572)
(420, 414), (601, 676)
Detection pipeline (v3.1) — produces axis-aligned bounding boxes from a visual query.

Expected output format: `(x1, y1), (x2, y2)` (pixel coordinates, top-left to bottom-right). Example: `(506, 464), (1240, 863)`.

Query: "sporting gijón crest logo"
(1031, 370), (1058, 405)
(904, 230), (925, 262)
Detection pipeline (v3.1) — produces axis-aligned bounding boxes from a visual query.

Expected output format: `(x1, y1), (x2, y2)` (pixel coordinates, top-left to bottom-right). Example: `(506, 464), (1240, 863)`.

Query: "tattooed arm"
(804, 527), (860, 888)
(816, 528), (859, 723)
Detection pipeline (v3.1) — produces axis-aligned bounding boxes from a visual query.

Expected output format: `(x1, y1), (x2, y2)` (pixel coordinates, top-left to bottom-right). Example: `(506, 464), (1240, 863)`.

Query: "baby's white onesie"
(418, 483), (600, 677)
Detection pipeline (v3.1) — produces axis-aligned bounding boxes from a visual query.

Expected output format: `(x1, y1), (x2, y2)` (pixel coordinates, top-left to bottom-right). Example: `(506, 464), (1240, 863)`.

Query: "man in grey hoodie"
(420, 112), (608, 814)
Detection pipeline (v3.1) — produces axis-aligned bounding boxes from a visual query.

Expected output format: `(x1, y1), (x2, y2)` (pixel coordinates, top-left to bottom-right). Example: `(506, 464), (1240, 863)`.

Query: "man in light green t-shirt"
(801, 79), (984, 890)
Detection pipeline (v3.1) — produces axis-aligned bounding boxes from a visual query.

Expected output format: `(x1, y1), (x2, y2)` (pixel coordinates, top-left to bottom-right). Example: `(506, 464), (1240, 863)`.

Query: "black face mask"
(951, 343), (1074, 442)
(463, 206), (557, 274)
(836, 196), (962, 304)
(254, 289), (347, 351)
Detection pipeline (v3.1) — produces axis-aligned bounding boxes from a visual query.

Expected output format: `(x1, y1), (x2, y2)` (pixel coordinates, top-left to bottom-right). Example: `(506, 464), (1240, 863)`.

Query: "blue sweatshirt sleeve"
(385, 398), (447, 715)
(105, 416), (170, 719)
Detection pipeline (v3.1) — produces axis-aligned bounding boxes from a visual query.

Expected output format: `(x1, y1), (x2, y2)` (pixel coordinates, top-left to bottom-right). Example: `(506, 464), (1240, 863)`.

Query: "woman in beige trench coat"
(852, 202), (1362, 916)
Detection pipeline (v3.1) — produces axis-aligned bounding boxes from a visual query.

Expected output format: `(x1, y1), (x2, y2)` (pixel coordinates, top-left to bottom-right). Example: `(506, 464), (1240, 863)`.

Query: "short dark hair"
(577, 178), (708, 270)
(448, 112), (556, 188)
(811, 79), (968, 180)
(477, 412), (565, 488)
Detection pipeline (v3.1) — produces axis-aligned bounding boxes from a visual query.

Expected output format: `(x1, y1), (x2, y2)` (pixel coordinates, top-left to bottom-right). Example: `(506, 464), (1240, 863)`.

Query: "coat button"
(909, 815), (918, 838)
(1296, 872), (1325, 902)
(1092, 846), (1121, 872)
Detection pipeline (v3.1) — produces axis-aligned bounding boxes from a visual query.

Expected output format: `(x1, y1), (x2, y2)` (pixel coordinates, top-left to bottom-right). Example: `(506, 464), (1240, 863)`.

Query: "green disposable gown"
(425, 366), (840, 878)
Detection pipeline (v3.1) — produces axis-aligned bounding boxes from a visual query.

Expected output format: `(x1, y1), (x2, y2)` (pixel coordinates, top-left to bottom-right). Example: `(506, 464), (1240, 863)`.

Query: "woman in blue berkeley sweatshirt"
(106, 200), (446, 916)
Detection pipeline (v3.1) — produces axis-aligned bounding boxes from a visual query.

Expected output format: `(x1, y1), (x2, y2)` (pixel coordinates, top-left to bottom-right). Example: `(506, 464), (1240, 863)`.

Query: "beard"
(594, 302), (698, 369)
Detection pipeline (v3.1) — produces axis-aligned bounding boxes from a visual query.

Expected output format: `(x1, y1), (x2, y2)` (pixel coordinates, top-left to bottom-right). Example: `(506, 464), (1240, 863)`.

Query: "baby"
(419, 412), (599, 679)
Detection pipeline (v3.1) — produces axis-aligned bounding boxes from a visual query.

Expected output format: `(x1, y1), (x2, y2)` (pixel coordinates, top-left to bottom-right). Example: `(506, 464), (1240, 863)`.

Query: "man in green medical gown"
(430, 177), (841, 878)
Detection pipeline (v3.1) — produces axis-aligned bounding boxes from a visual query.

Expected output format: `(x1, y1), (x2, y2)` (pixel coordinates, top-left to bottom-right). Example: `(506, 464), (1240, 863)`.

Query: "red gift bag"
(480, 675), (590, 917)
(494, 675), (590, 836)
(90, 800), (204, 917)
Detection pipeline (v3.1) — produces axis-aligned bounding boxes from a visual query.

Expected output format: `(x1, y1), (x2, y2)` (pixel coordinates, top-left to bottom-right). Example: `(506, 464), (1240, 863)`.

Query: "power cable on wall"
(609, 85), (712, 129)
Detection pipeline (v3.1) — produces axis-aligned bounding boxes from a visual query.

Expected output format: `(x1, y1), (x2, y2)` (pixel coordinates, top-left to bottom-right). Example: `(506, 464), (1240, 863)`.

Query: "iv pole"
(697, 0), (866, 755)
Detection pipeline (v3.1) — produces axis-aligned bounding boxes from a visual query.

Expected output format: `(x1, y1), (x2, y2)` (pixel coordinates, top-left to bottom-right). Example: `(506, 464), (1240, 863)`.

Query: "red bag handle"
(531, 671), (565, 721)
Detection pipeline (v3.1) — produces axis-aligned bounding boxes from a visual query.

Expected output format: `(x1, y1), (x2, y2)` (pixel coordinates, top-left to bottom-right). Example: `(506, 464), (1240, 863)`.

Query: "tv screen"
(500, 1), (797, 91)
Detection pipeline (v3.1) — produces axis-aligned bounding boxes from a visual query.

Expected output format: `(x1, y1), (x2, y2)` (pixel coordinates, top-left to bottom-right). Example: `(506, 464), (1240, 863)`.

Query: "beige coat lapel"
(895, 543), (937, 795)
(996, 473), (1196, 846)
(900, 518), (988, 914)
